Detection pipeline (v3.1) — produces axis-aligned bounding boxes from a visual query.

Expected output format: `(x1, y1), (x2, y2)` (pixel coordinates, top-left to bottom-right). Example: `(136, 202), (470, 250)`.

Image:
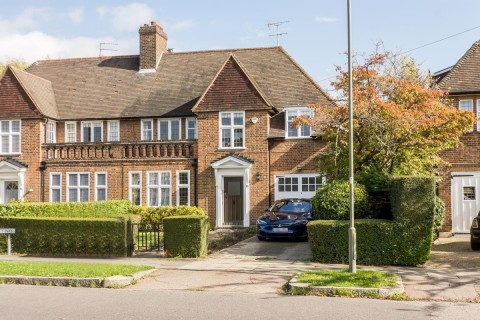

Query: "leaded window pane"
(222, 129), (231, 147)
(179, 172), (189, 185)
(159, 121), (169, 140)
(131, 173), (141, 186)
(179, 187), (189, 206)
(51, 189), (61, 202)
(149, 172), (158, 185)
(161, 172), (170, 185)
(221, 113), (231, 126)
(68, 189), (77, 202)
(80, 174), (89, 186)
(97, 174), (106, 186)
(160, 188), (170, 206)
(80, 189), (89, 202)
(97, 189), (106, 201)
(171, 120), (180, 140)
(149, 188), (158, 206)
(52, 174), (61, 186)
(68, 174), (78, 186)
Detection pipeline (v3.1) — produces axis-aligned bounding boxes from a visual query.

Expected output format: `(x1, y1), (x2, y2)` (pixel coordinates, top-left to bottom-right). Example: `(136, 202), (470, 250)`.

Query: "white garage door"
(451, 172), (480, 233)
(274, 174), (324, 200)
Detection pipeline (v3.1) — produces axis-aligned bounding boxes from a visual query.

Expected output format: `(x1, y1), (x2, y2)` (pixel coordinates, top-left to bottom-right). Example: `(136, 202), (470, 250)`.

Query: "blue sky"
(1, 1), (480, 93)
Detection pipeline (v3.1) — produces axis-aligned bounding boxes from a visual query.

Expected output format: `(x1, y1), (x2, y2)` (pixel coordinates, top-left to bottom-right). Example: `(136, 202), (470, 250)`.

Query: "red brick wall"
(0, 69), (42, 119)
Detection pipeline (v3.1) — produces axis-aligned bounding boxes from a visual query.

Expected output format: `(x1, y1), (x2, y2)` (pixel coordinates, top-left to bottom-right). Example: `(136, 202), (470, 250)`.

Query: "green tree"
(0, 59), (28, 73)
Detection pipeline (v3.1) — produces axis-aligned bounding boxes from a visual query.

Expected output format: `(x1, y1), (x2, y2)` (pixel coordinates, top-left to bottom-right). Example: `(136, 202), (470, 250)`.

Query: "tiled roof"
(437, 41), (480, 93)
(24, 47), (334, 120)
(10, 66), (58, 119)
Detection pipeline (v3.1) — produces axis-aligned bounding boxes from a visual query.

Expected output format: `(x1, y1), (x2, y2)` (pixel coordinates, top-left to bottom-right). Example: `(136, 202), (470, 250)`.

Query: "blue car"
(256, 199), (313, 240)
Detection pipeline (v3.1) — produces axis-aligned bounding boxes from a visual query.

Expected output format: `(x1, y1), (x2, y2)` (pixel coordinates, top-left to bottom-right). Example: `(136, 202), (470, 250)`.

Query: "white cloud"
(96, 3), (155, 32)
(0, 7), (51, 34)
(68, 7), (84, 25)
(165, 19), (193, 32)
(315, 17), (339, 24)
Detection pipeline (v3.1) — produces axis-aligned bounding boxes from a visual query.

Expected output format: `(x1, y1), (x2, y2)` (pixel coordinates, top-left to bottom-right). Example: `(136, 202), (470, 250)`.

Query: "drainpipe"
(192, 158), (198, 206)
(39, 161), (46, 202)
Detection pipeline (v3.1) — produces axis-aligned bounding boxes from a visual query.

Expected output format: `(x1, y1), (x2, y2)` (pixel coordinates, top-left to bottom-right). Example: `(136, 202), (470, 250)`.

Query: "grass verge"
(0, 261), (153, 278)
(296, 269), (397, 288)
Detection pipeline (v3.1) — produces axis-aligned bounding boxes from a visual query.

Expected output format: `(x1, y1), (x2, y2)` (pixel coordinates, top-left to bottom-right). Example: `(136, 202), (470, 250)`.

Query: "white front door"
(452, 173), (480, 233)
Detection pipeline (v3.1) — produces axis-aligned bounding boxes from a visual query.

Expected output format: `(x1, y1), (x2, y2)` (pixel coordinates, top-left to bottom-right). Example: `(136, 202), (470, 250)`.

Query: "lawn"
(0, 261), (153, 278)
(296, 269), (398, 288)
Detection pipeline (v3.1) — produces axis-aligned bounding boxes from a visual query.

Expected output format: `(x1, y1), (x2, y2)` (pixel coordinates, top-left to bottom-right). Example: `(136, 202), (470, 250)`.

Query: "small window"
(82, 122), (102, 142)
(177, 171), (190, 206)
(0, 120), (21, 154)
(129, 172), (142, 205)
(95, 172), (107, 201)
(186, 118), (197, 140)
(464, 186), (476, 200)
(219, 112), (244, 148)
(141, 120), (153, 141)
(459, 100), (473, 112)
(108, 121), (120, 142)
(158, 119), (181, 140)
(65, 122), (77, 143)
(50, 173), (62, 202)
(46, 122), (56, 143)
(286, 108), (312, 138)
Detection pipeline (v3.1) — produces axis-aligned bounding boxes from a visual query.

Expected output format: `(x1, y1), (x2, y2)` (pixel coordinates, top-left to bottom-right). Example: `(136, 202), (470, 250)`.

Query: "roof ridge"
(438, 40), (480, 89)
(11, 66), (53, 85)
(30, 55), (139, 65)
(169, 46), (281, 55)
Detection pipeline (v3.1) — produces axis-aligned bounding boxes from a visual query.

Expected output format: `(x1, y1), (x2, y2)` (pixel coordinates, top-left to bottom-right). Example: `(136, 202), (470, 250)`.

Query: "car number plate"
(273, 227), (288, 232)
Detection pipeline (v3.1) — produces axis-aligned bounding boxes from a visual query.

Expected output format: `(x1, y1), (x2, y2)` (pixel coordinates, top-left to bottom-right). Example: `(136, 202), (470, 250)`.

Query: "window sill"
(0, 152), (21, 155)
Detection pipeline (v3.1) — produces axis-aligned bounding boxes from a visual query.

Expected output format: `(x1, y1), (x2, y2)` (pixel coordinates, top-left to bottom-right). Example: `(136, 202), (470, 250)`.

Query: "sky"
(1, 0), (480, 94)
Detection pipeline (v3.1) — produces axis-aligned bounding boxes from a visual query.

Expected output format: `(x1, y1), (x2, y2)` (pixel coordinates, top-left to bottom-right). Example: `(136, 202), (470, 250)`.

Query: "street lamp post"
(347, 0), (357, 273)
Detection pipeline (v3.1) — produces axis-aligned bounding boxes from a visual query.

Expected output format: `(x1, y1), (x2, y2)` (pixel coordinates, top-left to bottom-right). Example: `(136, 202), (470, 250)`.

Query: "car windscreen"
(270, 201), (311, 213)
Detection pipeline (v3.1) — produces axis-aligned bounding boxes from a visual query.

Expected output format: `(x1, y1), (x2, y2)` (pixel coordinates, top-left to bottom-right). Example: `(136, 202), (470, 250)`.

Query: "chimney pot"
(139, 21), (168, 71)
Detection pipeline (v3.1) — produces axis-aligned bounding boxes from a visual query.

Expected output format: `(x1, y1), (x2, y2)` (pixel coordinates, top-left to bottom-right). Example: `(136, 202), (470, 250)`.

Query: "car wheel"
(471, 239), (480, 251)
(257, 236), (266, 241)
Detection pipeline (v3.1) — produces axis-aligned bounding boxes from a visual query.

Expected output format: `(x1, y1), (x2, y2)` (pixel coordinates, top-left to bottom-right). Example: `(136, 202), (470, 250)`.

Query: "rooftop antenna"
(267, 20), (289, 46)
(99, 42), (118, 57)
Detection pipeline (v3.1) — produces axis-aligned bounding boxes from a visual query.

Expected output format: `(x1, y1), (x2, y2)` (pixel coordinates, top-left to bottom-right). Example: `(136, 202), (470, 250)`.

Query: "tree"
(0, 59), (28, 73)
(298, 50), (474, 182)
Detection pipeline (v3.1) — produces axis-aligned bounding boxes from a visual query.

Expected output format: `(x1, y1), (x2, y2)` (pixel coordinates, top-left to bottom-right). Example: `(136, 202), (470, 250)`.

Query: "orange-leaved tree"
(298, 51), (474, 184)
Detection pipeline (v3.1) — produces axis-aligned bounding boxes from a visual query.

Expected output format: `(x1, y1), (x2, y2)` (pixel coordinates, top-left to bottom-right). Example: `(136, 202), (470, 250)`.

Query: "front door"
(452, 174), (480, 233)
(223, 177), (243, 226)
(4, 181), (18, 204)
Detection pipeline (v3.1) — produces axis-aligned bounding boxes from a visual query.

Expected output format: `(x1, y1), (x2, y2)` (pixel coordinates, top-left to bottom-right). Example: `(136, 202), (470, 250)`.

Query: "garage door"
(274, 174), (324, 200)
(451, 173), (480, 233)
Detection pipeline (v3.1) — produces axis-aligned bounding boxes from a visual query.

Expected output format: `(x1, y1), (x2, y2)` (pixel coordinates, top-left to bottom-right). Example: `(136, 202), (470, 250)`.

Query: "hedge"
(0, 200), (132, 219)
(163, 215), (209, 258)
(308, 176), (435, 266)
(0, 217), (127, 256)
(130, 206), (207, 224)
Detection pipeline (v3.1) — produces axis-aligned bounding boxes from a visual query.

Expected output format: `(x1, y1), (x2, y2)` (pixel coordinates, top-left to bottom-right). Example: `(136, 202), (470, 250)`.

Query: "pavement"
(0, 234), (479, 302)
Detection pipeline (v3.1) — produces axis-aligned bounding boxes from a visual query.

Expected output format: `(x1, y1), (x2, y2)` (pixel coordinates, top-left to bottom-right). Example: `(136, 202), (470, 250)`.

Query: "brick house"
(0, 22), (334, 227)
(436, 40), (480, 234)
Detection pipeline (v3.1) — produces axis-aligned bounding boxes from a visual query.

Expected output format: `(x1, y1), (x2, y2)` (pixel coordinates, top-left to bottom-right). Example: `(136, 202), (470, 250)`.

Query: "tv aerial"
(267, 20), (289, 46)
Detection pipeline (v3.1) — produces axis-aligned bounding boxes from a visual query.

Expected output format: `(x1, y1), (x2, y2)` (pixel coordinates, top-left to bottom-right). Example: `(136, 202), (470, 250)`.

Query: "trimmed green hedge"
(131, 206), (207, 224)
(312, 180), (371, 220)
(0, 200), (132, 218)
(308, 176), (435, 266)
(163, 215), (209, 258)
(0, 217), (127, 256)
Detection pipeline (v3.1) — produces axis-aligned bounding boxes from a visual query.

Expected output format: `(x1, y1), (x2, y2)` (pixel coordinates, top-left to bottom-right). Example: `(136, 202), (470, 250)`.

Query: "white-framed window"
(46, 121), (56, 143)
(67, 172), (90, 202)
(95, 172), (107, 201)
(158, 119), (181, 140)
(476, 100), (480, 132)
(141, 119), (153, 141)
(0, 120), (21, 154)
(219, 111), (245, 149)
(107, 121), (120, 142)
(286, 108), (312, 138)
(81, 121), (103, 142)
(49, 173), (62, 202)
(459, 100), (474, 132)
(186, 118), (197, 140)
(129, 171), (142, 205)
(65, 122), (77, 143)
(274, 174), (325, 200)
(176, 170), (190, 206)
(147, 171), (171, 207)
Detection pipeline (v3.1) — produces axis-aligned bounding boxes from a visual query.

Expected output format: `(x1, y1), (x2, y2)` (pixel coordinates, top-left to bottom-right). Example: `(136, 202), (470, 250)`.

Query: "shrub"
(312, 180), (371, 220)
(163, 215), (209, 258)
(131, 206), (207, 224)
(0, 200), (132, 219)
(433, 196), (446, 239)
(0, 217), (127, 256)
(308, 176), (436, 266)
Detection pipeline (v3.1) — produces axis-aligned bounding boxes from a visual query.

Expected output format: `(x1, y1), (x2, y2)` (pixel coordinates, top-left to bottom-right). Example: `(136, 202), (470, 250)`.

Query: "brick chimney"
(139, 21), (168, 72)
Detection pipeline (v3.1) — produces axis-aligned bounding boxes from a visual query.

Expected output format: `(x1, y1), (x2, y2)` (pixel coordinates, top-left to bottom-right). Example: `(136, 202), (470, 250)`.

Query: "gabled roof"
(437, 41), (480, 93)
(23, 46), (334, 120)
(9, 66), (59, 119)
(0, 158), (28, 170)
(211, 153), (254, 166)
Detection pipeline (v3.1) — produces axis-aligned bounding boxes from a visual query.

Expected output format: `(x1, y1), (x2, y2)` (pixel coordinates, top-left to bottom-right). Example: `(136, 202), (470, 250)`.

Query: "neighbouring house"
(0, 21), (334, 227)
(436, 40), (480, 234)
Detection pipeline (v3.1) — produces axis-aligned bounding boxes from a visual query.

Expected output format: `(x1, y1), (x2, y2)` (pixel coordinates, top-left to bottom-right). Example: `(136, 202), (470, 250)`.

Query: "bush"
(312, 180), (371, 220)
(130, 206), (207, 224)
(0, 217), (127, 256)
(163, 215), (209, 258)
(308, 176), (436, 266)
(0, 200), (132, 219)
(433, 196), (446, 239)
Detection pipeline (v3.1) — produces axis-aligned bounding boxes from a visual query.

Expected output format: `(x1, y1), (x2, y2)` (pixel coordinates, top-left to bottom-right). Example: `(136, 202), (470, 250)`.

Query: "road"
(0, 285), (479, 320)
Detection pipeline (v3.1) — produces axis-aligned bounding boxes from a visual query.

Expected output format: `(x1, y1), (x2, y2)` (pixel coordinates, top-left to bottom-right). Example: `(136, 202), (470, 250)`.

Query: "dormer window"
(46, 122), (56, 143)
(158, 119), (181, 140)
(285, 108), (312, 138)
(0, 120), (21, 154)
(82, 121), (102, 142)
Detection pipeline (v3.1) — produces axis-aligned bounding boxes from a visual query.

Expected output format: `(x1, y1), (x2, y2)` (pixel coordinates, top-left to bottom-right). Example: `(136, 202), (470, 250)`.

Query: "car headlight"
(257, 219), (268, 225)
(293, 220), (308, 225)
(472, 219), (479, 229)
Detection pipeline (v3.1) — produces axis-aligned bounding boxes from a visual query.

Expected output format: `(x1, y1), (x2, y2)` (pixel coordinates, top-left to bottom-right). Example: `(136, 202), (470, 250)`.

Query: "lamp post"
(347, 0), (357, 273)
